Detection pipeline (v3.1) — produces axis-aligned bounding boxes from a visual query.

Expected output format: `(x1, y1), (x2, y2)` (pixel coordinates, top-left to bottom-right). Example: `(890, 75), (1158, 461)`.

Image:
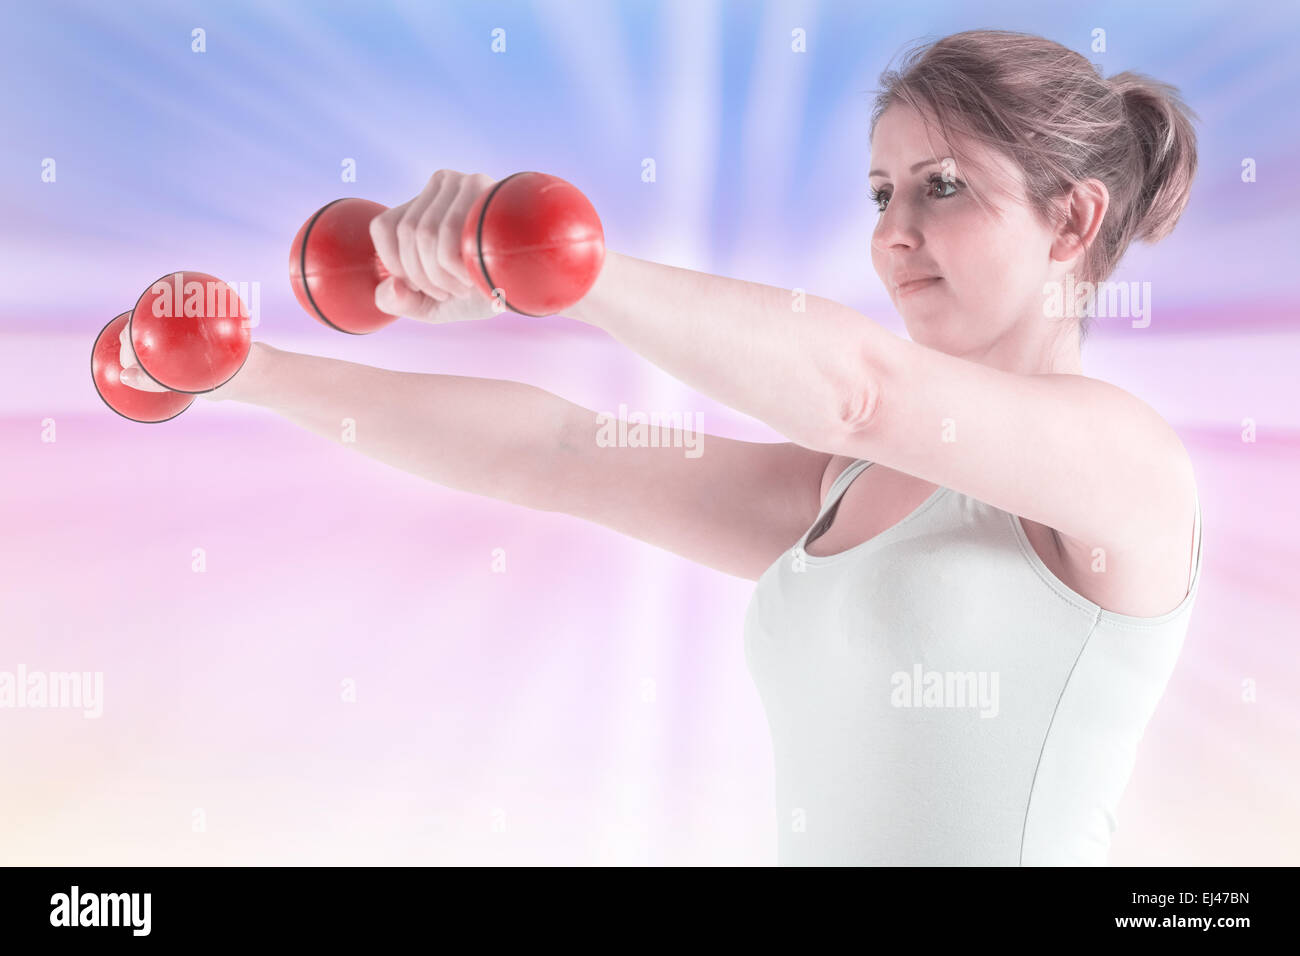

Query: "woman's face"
(868, 103), (1062, 361)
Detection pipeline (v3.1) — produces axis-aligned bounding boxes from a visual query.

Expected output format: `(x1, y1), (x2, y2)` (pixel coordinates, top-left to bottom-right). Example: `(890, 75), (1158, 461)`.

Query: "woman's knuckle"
(438, 260), (468, 290)
(369, 211), (394, 239)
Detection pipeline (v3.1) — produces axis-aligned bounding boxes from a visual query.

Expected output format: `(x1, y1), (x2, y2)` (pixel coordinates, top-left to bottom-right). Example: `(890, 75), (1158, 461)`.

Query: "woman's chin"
(901, 310), (942, 336)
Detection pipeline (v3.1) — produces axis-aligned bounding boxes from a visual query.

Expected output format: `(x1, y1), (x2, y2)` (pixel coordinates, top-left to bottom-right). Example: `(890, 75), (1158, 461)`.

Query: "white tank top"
(743, 458), (1204, 865)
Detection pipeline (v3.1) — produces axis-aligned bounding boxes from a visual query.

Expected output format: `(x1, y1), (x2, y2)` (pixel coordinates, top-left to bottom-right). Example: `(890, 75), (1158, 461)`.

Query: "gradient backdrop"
(2, 0), (1297, 865)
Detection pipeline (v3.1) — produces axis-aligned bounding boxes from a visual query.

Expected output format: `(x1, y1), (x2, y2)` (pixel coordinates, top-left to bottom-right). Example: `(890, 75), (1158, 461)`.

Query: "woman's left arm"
(569, 251), (1195, 555)
(568, 250), (894, 451)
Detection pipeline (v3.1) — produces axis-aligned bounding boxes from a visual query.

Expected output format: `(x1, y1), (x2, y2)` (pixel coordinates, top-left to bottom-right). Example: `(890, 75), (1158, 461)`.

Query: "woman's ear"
(1050, 178), (1109, 262)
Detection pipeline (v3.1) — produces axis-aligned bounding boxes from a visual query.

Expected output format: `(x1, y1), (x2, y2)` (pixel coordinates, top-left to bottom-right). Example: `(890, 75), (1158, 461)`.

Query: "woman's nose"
(871, 208), (919, 253)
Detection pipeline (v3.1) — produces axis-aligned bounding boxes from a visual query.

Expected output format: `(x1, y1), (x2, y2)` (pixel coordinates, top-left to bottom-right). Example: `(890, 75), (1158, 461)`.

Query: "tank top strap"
(1187, 485), (1204, 595)
(820, 459), (873, 513)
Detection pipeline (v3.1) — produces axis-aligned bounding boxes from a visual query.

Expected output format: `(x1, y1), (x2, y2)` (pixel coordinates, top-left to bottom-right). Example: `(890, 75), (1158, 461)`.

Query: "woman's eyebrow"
(868, 157), (942, 178)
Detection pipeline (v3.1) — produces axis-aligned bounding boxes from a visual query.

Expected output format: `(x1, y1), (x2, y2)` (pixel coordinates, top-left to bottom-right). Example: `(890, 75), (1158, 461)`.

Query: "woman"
(122, 29), (1203, 866)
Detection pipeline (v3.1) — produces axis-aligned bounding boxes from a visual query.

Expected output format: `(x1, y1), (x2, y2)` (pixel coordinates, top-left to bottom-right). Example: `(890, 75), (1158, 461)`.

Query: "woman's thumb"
(119, 366), (167, 392)
(375, 276), (439, 321)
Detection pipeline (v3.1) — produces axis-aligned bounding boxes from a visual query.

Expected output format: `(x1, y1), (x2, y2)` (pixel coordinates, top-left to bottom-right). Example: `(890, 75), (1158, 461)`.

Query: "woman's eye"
(870, 175), (962, 213)
(929, 176), (959, 199)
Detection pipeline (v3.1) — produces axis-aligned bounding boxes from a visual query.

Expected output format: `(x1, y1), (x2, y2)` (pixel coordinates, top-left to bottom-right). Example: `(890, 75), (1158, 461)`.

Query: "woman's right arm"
(208, 341), (573, 511)
(212, 342), (835, 579)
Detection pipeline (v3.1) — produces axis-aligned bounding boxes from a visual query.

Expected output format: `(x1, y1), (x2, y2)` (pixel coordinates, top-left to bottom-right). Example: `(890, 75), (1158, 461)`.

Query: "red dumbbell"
(91, 271), (252, 423)
(92, 311), (195, 423)
(289, 171), (604, 334)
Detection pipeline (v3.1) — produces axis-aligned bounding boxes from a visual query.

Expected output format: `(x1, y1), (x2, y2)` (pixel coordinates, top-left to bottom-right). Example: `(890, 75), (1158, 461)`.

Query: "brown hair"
(869, 29), (1199, 343)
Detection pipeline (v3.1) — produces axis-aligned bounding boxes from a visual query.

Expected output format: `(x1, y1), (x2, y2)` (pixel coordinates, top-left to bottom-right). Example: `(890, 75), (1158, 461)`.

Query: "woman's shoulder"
(1053, 432), (1201, 619)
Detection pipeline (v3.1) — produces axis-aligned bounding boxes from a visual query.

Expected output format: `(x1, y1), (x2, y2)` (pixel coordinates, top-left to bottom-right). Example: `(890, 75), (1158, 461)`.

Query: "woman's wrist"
(199, 340), (276, 403)
(567, 251), (618, 329)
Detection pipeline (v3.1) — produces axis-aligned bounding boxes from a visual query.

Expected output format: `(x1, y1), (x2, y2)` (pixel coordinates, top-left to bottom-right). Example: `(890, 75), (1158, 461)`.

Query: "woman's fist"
(369, 170), (503, 325)
(116, 321), (170, 392)
(116, 317), (250, 402)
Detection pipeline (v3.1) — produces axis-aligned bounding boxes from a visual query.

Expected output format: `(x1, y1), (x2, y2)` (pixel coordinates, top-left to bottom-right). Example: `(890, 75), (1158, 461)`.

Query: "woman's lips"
(897, 277), (941, 297)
